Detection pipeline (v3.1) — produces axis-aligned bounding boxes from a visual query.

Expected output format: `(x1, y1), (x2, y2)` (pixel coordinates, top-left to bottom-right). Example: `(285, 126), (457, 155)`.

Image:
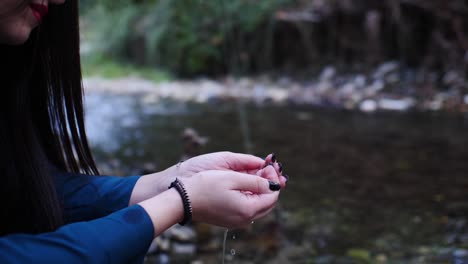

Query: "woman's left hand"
(168, 151), (285, 184)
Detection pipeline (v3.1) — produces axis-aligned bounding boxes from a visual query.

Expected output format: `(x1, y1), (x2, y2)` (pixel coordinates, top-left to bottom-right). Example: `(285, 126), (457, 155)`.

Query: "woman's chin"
(0, 25), (33, 45)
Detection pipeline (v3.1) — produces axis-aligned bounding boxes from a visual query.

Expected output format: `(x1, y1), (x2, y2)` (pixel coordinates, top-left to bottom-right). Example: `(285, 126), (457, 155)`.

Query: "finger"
(230, 172), (279, 194)
(264, 153), (276, 164)
(260, 165), (280, 183)
(270, 162), (282, 176)
(279, 175), (288, 189)
(224, 152), (266, 171)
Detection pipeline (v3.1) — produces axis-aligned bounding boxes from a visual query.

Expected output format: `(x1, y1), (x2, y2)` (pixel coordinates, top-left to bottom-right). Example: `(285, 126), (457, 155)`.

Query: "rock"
(269, 87), (289, 103)
(464, 94), (468, 105)
(338, 83), (356, 97)
(253, 84), (268, 105)
(149, 236), (171, 253)
(360, 99), (377, 113)
(171, 242), (197, 256)
(453, 249), (468, 263)
(347, 248), (371, 262)
(353, 75), (367, 88)
(378, 98), (414, 111)
(386, 73), (400, 84)
(319, 66), (336, 82)
(315, 81), (333, 94)
(427, 96), (443, 111)
(442, 71), (462, 87)
(369, 79), (385, 92)
(375, 254), (388, 263)
(363, 80), (385, 97)
(168, 225), (197, 243)
(373, 61), (399, 80)
(277, 76), (292, 87)
(155, 253), (170, 264)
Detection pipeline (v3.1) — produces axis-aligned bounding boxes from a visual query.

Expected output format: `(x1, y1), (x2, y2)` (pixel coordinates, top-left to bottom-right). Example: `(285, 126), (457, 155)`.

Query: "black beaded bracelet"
(168, 178), (192, 225)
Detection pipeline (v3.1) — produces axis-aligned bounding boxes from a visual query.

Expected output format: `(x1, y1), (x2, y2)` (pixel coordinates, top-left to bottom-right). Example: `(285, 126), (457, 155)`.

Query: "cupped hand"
(183, 166), (280, 228)
(167, 151), (286, 186)
(135, 152), (287, 205)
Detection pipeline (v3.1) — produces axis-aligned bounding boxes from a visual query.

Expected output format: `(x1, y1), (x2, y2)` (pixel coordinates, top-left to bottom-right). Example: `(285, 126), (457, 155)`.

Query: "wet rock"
(369, 79), (385, 92)
(338, 83), (356, 97)
(346, 248), (371, 263)
(453, 249), (468, 263)
(277, 76), (292, 88)
(442, 71), (462, 87)
(171, 242), (197, 256)
(373, 61), (399, 80)
(386, 72), (400, 84)
(360, 99), (377, 113)
(378, 98), (414, 111)
(168, 225), (197, 243)
(319, 66), (336, 82)
(464, 94), (468, 105)
(315, 81), (333, 94)
(253, 84), (268, 105)
(375, 254), (388, 263)
(427, 95), (444, 111)
(155, 253), (170, 264)
(353, 75), (367, 89)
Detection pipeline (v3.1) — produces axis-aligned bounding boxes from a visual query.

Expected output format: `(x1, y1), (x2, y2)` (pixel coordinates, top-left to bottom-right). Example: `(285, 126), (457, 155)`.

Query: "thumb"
(231, 173), (280, 194)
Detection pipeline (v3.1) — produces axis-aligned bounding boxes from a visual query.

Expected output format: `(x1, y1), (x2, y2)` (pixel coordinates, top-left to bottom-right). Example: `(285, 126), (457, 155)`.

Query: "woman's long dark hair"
(0, 1), (98, 235)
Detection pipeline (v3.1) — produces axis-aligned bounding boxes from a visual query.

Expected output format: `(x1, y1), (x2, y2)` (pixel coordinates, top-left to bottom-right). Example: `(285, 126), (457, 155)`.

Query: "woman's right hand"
(139, 165), (281, 236)
(183, 165), (280, 228)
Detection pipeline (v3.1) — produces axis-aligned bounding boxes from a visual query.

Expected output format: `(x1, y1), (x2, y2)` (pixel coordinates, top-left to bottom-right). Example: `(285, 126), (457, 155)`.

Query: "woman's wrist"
(138, 188), (184, 237)
(129, 168), (176, 205)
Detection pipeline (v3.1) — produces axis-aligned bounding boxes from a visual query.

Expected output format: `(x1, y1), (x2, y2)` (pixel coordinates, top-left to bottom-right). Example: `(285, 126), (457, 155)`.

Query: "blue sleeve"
(0, 205), (154, 264)
(53, 170), (141, 223)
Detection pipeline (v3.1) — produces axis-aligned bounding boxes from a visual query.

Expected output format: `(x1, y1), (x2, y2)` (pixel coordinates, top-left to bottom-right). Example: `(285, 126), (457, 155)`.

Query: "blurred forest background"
(79, 0), (468, 112)
(80, 0), (468, 78)
(80, 1), (468, 263)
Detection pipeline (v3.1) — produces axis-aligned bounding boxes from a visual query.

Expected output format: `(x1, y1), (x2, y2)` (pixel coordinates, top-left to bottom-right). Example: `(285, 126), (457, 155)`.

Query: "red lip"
(30, 3), (48, 22)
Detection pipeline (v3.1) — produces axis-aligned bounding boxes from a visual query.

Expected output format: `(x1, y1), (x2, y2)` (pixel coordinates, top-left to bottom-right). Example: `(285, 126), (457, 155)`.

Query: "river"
(85, 92), (468, 263)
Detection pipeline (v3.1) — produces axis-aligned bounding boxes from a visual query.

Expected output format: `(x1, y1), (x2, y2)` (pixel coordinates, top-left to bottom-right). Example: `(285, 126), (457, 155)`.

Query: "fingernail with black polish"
(271, 153), (276, 163)
(283, 174), (289, 182)
(269, 181), (281, 191)
(278, 162), (283, 173)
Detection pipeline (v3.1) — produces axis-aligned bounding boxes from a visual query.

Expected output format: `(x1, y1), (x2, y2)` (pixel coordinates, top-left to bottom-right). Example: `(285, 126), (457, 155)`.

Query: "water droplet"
(251, 221), (255, 224)
(230, 249), (236, 255)
(232, 235), (236, 240)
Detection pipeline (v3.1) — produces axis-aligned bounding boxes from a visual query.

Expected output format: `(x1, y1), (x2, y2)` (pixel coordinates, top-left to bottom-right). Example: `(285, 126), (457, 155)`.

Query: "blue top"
(0, 172), (154, 264)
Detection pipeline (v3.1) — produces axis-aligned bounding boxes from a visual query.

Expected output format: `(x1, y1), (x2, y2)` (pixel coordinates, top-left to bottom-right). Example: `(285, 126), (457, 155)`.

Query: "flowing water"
(85, 93), (468, 263)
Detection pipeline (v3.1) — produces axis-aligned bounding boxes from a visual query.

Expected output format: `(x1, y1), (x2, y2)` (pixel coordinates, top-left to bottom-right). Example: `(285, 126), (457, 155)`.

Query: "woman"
(0, 0), (287, 263)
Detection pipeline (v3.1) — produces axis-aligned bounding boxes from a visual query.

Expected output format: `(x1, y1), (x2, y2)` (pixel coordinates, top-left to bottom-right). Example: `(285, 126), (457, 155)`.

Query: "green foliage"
(81, 0), (293, 76)
(82, 54), (170, 82)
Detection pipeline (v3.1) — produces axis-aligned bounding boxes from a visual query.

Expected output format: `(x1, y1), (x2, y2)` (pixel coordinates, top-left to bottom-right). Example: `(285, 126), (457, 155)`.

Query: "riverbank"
(83, 62), (468, 113)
